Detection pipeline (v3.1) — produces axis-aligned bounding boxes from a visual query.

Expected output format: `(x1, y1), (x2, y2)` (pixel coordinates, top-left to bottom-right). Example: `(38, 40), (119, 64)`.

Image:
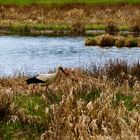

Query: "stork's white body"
(36, 71), (59, 84)
(26, 66), (66, 86)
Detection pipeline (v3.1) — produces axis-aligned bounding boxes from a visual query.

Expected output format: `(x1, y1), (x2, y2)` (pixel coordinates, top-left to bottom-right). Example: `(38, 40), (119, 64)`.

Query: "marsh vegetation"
(0, 1), (140, 139)
(0, 3), (139, 36)
(0, 60), (140, 139)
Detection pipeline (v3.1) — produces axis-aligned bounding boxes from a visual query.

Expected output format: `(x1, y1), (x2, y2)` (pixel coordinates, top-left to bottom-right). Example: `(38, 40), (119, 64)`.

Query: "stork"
(26, 66), (67, 92)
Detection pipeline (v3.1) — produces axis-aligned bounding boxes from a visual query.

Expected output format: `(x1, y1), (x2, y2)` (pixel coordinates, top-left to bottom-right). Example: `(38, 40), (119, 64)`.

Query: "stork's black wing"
(26, 77), (45, 85)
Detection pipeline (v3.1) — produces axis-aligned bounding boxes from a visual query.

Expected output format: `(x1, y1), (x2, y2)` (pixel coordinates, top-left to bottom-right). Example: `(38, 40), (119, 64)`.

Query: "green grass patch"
(13, 94), (46, 117)
(0, 121), (21, 140)
(84, 24), (130, 32)
(0, 21), (132, 36)
(0, 0), (139, 5)
(32, 24), (69, 31)
(80, 88), (101, 102)
(0, 121), (41, 140)
(10, 24), (30, 34)
(85, 24), (106, 30)
(0, 94), (51, 139)
(119, 25), (130, 31)
(114, 94), (135, 111)
(8, 23), (70, 35)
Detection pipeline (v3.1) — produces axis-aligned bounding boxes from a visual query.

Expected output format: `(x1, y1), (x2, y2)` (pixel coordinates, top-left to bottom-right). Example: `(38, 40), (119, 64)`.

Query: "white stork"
(26, 66), (67, 92)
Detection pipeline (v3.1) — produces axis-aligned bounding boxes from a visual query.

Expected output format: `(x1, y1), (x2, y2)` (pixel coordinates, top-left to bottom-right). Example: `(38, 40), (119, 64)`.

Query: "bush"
(105, 21), (118, 35)
(115, 36), (126, 47)
(125, 36), (137, 47)
(99, 34), (115, 46)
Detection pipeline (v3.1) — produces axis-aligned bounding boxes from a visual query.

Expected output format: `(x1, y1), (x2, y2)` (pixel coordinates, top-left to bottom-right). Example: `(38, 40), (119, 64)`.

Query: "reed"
(0, 60), (140, 139)
(9, 24), (30, 35)
(0, 3), (139, 36)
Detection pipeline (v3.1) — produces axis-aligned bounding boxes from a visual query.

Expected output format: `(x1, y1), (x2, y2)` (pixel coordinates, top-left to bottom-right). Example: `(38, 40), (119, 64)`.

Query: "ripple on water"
(0, 36), (140, 76)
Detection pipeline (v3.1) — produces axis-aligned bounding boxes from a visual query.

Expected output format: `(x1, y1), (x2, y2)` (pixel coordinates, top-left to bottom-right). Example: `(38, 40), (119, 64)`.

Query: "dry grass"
(85, 34), (139, 47)
(0, 60), (140, 139)
(0, 4), (139, 34)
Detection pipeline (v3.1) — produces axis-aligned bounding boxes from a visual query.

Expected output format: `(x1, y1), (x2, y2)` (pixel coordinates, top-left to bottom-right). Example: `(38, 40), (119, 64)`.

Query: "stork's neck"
(55, 69), (60, 77)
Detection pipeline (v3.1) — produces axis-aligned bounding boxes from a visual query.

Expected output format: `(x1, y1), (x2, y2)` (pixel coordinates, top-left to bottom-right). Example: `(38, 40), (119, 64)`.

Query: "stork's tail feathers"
(26, 77), (44, 85)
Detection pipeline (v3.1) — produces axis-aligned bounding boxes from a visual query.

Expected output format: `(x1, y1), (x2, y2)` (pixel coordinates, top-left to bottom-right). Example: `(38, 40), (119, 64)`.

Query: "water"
(0, 36), (140, 76)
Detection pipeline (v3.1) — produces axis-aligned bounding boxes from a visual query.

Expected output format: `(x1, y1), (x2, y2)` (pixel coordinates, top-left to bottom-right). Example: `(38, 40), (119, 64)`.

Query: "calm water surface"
(0, 36), (140, 76)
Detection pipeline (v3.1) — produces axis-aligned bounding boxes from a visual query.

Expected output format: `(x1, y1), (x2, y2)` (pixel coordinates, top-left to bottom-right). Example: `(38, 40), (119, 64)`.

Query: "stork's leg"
(32, 85), (36, 93)
(45, 85), (48, 93)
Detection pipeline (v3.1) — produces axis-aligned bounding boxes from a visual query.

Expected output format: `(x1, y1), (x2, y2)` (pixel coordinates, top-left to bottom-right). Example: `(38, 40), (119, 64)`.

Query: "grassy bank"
(0, 0), (140, 5)
(0, 3), (139, 36)
(0, 23), (133, 36)
(85, 34), (140, 47)
(0, 60), (140, 139)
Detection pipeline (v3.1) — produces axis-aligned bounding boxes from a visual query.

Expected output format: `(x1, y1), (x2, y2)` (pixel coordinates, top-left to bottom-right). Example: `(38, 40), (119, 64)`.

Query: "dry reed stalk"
(0, 62), (140, 139)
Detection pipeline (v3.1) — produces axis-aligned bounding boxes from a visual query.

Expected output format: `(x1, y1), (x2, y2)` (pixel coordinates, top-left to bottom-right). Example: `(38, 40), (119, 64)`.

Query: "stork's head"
(57, 65), (63, 70)
(57, 65), (67, 76)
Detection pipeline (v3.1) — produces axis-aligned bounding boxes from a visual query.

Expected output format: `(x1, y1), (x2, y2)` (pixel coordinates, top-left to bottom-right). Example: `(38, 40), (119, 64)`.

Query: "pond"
(0, 36), (140, 76)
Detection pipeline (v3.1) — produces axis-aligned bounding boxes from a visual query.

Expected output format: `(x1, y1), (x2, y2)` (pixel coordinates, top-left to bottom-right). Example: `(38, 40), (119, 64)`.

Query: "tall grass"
(0, 0), (139, 5)
(0, 60), (140, 139)
(0, 3), (139, 35)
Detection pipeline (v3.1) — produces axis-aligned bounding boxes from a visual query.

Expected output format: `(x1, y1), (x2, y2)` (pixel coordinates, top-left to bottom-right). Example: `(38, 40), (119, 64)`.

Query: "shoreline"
(0, 25), (138, 36)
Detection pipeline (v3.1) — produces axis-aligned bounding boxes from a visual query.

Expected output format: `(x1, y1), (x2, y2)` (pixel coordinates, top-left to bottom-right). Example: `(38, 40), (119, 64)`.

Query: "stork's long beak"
(61, 68), (67, 76)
